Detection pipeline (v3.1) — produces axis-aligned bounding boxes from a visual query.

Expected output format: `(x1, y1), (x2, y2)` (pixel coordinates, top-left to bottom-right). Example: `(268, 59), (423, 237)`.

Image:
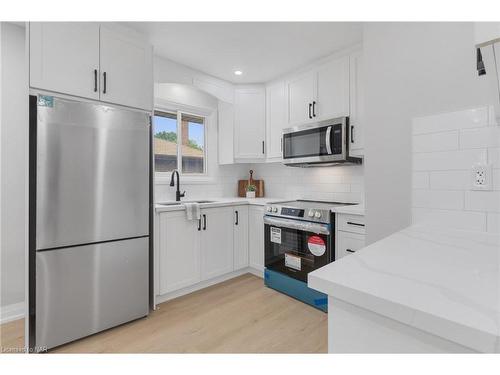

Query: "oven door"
(264, 216), (332, 282)
(282, 118), (346, 165)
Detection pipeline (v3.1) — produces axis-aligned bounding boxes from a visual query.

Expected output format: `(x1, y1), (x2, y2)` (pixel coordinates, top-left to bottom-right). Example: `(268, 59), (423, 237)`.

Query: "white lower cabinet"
(335, 213), (366, 260)
(233, 206), (249, 270)
(337, 232), (365, 259)
(158, 210), (201, 295)
(248, 206), (265, 271)
(157, 204), (259, 297)
(200, 207), (234, 280)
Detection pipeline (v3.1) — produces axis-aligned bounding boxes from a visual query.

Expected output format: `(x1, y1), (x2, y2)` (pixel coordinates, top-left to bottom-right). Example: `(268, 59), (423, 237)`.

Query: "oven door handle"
(325, 126), (332, 154)
(264, 216), (330, 235)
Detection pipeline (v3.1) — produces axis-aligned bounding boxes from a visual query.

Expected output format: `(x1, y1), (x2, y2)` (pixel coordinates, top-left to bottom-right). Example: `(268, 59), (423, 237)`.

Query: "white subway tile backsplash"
(487, 213), (499, 233)
(459, 126), (500, 149)
(413, 149), (487, 171)
(488, 148), (500, 168)
(412, 107), (489, 135)
(464, 191), (500, 213)
(413, 190), (464, 210)
(412, 172), (429, 189)
(493, 169), (500, 190)
(413, 131), (459, 153)
(429, 170), (469, 190)
(412, 107), (500, 232)
(250, 163), (365, 203)
(412, 208), (486, 232)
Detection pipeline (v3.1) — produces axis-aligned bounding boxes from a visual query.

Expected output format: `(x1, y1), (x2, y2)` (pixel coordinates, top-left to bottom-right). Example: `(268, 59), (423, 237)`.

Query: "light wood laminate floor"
(0, 274), (327, 353)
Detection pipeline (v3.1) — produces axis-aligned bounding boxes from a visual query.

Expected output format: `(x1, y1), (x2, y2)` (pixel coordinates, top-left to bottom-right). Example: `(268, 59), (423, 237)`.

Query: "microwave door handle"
(325, 126), (332, 154)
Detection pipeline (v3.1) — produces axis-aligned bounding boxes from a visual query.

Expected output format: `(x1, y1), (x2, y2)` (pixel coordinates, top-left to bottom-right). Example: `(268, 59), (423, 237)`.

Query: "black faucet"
(170, 170), (185, 201)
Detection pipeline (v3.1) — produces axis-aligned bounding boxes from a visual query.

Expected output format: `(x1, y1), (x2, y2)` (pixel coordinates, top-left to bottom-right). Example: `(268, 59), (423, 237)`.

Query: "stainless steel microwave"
(282, 117), (362, 167)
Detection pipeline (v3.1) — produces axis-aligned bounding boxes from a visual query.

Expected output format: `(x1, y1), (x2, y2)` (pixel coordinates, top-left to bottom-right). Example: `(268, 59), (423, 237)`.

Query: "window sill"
(155, 175), (216, 185)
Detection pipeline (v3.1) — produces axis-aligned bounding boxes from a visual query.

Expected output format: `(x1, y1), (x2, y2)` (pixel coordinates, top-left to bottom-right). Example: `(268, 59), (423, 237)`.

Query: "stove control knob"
(308, 210), (315, 218)
(314, 211), (322, 219)
(266, 206), (272, 212)
(272, 207), (278, 213)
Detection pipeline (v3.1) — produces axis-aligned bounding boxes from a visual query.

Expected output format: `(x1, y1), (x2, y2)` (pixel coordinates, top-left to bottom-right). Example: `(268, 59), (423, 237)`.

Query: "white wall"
(411, 106), (499, 232)
(0, 22), (26, 317)
(363, 22), (496, 244)
(250, 163), (364, 203)
(153, 57), (249, 202)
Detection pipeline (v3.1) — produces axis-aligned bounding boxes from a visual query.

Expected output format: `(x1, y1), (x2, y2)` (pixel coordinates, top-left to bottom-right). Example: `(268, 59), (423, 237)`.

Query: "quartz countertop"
(308, 224), (500, 352)
(331, 204), (365, 216)
(155, 197), (288, 213)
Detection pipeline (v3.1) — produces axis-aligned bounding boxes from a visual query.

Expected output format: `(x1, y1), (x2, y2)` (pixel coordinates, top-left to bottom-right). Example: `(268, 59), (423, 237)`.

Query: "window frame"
(153, 100), (211, 184)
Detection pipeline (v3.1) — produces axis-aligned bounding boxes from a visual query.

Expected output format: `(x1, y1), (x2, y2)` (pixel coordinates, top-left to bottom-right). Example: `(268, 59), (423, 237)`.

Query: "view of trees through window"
(153, 110), (205, 174)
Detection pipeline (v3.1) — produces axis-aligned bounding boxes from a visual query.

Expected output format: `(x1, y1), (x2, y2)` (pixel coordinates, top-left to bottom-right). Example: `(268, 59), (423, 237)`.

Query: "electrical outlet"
(471, 163), (492, 190)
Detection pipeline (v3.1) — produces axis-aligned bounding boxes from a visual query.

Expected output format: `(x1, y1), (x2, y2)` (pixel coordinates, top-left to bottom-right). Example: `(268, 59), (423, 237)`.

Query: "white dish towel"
(185, 202), (201, 221)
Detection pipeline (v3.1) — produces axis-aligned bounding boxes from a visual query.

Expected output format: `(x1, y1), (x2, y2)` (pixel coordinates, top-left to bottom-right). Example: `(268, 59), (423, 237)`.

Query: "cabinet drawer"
(337, 231), (365, 259)
(337, 214), (365, 234)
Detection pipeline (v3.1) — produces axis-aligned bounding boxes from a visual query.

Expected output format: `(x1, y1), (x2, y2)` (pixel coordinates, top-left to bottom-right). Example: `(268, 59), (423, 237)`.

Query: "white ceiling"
(124, 22), (363, 83)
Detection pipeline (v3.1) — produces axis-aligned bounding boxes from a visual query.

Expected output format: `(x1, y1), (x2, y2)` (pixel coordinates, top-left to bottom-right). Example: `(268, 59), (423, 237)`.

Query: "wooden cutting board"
(238, 170), (265, 197)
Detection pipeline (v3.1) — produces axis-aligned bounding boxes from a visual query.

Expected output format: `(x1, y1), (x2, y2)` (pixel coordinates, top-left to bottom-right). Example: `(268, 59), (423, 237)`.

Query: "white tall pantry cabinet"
(29, 22), (153, 111)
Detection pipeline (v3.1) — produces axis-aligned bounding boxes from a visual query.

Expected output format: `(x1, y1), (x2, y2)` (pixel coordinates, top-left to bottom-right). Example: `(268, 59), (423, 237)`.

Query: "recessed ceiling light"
(234, 70), (243, 76)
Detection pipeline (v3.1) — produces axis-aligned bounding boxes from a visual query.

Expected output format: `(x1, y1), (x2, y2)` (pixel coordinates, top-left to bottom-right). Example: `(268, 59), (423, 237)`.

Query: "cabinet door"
(234, 87), (266, 159)
(99, 26), (153, 110)
(218, 101), (234, 165)
(233, 206), (249, 270)
(248, 206), (265, 272)
(287, 70), (316, 126)
(200, 207), (234, 280)
(266, 81), (287, 160)
(30, 22), (100, 100)
(316, 56), (350, 120)
(336, 231), (365, 260)
(158, 211), (200, 294)
(349, 51), (364, 155)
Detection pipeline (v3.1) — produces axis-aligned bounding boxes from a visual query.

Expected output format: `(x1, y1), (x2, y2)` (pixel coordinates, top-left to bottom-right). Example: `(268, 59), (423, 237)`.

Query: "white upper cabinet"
(99, 26), (153, 111)
(315, 56), (350, 120)
(349, 50), (364, 156)
(265, 81), (287, 160)
(30, 22), (100, 100)
(287, 70), (316, 125)
(218, 101), (235, 165)
(234, 86), (266, 160)
(286, 55), (350, 127)
(29, 22), (153, 111)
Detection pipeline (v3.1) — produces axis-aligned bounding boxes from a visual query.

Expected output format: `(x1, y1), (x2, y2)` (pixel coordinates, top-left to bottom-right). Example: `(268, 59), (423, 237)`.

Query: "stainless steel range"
(263, 200), (356, 312)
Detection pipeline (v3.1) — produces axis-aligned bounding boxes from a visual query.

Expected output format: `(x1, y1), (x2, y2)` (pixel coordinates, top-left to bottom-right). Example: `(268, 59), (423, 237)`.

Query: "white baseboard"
(155, 267), (263, 305)
(0, 302), (25, 324)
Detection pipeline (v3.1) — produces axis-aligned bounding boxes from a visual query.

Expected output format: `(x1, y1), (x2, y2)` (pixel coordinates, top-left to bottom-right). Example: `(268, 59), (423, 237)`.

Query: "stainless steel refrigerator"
(28, 95), (152, 351)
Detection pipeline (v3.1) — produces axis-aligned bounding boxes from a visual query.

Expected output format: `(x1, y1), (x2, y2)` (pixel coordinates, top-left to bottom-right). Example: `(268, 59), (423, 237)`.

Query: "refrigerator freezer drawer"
(35, 237), (149, 350)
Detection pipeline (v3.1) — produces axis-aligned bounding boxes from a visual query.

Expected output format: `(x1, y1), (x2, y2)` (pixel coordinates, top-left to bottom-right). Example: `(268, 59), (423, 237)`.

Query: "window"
(153, 110), (206, 175)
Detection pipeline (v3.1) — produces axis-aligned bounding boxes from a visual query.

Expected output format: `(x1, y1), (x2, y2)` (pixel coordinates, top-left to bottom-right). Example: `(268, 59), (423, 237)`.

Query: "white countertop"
(155, 197), (288, 213)
(308, 224), (500, 352)
(331, 204), (364, 215)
